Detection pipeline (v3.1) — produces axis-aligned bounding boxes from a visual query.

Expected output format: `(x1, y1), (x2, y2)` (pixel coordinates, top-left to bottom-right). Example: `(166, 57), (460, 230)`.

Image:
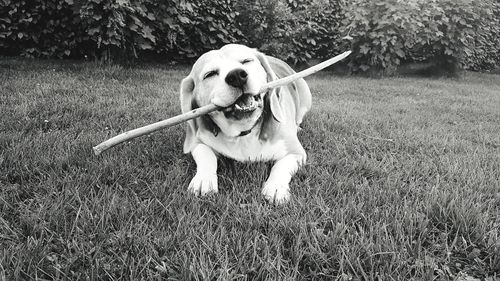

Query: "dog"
(180, 44), (311, 203)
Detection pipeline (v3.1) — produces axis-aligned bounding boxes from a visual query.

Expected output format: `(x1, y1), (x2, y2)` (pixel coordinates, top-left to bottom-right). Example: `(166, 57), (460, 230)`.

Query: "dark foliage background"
(1, 0), (499, 73)
(343, 0), (500, 75)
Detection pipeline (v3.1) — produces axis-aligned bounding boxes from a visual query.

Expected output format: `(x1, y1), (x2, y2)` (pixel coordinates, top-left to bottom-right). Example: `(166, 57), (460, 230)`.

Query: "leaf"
(116, 0), (129, 6)
(359, 44), (370, 55)
(342, 34), (353, 41)
(138, 42), (152, 50)
(395, 49), (405, 58)
(177, 15), (189, 24)
(130, 15), (141, 25)
(129, 23), (138, 32)
(163, 18), (174, 27)
(360, 64), (370, 71)
(0, 17), (12, 24)
(141, 25), (155, 43)
(87, 27), (100, 36)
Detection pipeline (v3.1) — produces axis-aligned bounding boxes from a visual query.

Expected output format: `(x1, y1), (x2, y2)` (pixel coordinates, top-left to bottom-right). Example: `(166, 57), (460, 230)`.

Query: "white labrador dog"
(180, 44), (311, 203)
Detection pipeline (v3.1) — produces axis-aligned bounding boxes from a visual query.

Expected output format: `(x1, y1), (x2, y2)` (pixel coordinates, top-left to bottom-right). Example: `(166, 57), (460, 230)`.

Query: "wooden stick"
(260, 50), (352, 93)
(93, 50), (352, 155)
(92, 104), (219, 155)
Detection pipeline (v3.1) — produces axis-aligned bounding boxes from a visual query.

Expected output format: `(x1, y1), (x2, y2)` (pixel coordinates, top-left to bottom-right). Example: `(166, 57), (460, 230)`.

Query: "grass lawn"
(0, 58), (499, 280)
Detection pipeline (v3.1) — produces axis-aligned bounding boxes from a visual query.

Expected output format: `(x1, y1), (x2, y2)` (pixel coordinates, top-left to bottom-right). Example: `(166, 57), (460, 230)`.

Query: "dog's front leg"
(188, 144), (218, 196)
(262, 152), (306, 204)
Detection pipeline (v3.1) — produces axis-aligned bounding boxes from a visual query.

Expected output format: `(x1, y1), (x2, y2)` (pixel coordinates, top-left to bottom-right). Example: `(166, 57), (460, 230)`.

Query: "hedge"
(342, 0), (500, 74)
(1, 0), (499, 73)
(0, 0), (245, 62)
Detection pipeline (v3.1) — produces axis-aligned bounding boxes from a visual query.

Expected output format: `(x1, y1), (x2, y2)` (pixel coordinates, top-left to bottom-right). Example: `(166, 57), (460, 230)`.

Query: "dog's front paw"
(188, 172), (218, 196)
(262, 179), (290, 204)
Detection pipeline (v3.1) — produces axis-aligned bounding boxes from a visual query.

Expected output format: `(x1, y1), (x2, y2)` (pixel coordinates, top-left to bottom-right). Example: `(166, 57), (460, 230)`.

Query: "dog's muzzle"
(223, 94), (263, 120)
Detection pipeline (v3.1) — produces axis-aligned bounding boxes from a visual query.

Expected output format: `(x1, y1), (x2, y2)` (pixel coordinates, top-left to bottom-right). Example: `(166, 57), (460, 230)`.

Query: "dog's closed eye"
(203, 70), (219, 80)
(240, 58), (253, 64)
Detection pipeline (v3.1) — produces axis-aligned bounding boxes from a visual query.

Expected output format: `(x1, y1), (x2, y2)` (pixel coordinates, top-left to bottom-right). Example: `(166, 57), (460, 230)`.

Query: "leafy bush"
(0, 0), (242, 62)
(464, 1), (500, 71)
(235, 0), (344, 64)
(235, 0), (294, 58)
(287, 0), (345, 63)
(342, 0), (500, 75)
(1, 0), (499, 73)
(341, 0), (413, 74)
(152, 0), (242, 59)
(75, 0), (157, 61)
(408, 0), (500, 73)
(0, 0), (83, 58)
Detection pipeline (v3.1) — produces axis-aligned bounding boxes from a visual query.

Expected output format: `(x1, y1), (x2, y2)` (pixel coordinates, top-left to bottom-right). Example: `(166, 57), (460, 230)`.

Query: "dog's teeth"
(235, 104), (242, 110)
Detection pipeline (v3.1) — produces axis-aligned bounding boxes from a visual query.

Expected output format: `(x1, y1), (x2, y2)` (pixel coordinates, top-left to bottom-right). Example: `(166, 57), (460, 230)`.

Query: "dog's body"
(180, 44), (311, 203)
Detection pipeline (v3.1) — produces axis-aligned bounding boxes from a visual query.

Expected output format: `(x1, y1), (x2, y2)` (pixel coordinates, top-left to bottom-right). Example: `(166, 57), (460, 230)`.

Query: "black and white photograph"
(1, 0), (499, 279)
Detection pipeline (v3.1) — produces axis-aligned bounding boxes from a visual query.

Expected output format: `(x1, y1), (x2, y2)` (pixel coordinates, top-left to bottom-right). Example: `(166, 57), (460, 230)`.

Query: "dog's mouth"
(222, 94), (263, 119)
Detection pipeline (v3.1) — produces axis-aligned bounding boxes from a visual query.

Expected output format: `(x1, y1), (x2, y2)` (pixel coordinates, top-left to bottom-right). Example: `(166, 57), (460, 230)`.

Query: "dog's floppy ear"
(255, 51), (285, 123)
(257, 53), (312, 126)
(180, 76), (199, 153)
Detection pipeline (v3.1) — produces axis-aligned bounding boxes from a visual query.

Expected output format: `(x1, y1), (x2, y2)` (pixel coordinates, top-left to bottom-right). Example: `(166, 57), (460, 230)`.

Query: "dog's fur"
(180, 44), (311, 203)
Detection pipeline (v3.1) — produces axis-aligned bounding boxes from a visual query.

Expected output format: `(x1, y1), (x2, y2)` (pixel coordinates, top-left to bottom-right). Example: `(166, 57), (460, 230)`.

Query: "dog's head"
(180, 44), (283, 152)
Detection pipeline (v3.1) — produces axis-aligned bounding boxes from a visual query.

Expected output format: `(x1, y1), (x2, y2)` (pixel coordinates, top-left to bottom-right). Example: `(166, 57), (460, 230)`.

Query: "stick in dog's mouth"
(92, 50), (352, 156)
(222, 93), (264, 119)
(223, 93), (262, 112)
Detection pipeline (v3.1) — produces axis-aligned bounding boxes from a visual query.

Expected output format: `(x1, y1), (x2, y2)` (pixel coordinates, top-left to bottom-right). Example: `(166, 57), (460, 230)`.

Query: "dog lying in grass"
(180, 44), (311, 203)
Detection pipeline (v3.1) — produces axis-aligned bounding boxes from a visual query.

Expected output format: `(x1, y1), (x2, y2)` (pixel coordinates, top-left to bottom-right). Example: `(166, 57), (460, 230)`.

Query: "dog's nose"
(225, 68), (248, 88)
